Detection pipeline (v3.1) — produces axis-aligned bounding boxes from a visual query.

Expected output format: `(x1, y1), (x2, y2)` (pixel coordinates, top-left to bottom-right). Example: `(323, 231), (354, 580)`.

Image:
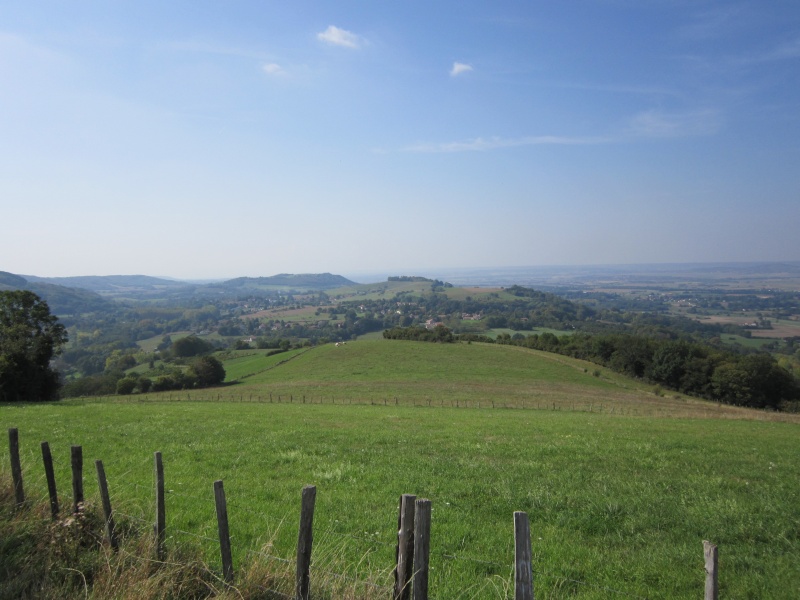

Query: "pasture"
(2, 340), (799, 598)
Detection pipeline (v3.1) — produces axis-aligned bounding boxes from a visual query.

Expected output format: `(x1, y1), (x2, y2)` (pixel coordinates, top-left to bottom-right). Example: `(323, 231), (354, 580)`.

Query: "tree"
(190, 355), (226, 387)
(0, 291), (68, 401)
(171, 335), (213, 357)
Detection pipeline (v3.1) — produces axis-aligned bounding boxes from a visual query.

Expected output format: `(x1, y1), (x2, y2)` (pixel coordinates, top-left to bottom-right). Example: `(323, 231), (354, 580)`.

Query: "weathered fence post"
(71, 445), (83, 513)
(214, 480), (234, 584)
(41, 441), (59, 519)
(154, 451), (165, 560)
(95, 460), (118, 550)
(704, 540), (718, 600)
(296, 485), (317, 600)
(514, 511), (534, 600)
(412, 498), (432, 600)
(394, 493), (417, 600)
(8, 428), (25, 508)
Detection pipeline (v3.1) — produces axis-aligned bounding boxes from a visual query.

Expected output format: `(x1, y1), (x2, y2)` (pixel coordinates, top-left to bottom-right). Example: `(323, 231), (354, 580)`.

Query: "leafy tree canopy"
(171, 335), (213, 357)
(0, 290), (67, 401)
(190, 355), (226, 387)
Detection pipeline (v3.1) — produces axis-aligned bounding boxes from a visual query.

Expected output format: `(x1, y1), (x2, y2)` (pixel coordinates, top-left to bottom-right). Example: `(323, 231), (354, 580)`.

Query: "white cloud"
(402, 109), (720, 153)
(628, 109), (721, 138)
(747, 37), (800, 63)
(317, 25), (361, 49)
(405, 135), (608, 153)
(450, 62), (473, 77)
(262, 62), (284, 75)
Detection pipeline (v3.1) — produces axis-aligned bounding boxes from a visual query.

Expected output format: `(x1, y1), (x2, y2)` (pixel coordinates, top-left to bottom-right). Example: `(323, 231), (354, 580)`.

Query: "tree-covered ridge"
(21, 274), (190, 293)
(381, 321), (800, 410)
(498, 331), (799, 410)
(0, 272), (112, 316)
(219, 273), (355, 290)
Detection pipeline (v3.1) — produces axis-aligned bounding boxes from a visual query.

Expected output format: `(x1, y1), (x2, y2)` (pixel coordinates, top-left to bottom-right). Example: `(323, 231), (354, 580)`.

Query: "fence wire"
(5, 427), (690, 600)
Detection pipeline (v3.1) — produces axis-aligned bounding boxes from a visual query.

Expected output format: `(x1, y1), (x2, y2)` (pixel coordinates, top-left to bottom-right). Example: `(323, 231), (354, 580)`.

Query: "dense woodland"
(1, 271), (798, 410)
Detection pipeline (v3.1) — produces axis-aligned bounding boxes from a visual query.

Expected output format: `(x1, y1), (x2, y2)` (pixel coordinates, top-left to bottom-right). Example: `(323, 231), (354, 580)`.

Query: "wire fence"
(63, 390), (732, 421)
(5, 426), (721, 599)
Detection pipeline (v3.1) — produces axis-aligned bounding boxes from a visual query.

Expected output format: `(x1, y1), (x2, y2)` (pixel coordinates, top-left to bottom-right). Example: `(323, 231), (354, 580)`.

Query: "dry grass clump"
(0, 474), (388, 599)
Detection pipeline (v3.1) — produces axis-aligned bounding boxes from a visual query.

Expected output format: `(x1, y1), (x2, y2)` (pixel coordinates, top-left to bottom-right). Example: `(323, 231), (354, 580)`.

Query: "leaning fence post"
(41, 441), (59, 519)
(394, 493), (417, 600)
(514, 511), (534, 600)
(214, 480), (234, 583)
(8, 428), (25, 508)
(95, 460), (118, 550)
(154, 451), (165, 560)
(296, 485), (317, 600)
(704, 540), (718, 600)
(71, 445), (83, 513)
(412, 498), (432, 600)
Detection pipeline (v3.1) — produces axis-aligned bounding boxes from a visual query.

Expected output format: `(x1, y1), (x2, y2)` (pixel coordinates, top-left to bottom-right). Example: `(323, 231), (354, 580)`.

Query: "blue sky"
(2, 1), (799, 279)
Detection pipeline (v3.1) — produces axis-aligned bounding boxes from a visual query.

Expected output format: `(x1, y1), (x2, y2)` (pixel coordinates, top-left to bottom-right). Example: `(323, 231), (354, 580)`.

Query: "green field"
(3, 340), (799, 598)
(219, 348), (310, 382)
(487, 327), (575, 340)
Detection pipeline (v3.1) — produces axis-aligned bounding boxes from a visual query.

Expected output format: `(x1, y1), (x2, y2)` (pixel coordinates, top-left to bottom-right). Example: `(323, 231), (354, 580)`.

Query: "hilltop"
(2, 271), (360, 305)
(0, 271), (111, 315)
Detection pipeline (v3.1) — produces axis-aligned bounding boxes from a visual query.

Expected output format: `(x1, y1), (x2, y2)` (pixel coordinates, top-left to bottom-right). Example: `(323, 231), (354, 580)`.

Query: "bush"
(189, 356), (226, 387)
(116, 377), (137, 395)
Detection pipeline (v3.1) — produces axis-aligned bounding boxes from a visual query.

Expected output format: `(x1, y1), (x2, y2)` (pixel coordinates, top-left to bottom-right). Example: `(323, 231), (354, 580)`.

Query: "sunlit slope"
(221, 339), (711, 413)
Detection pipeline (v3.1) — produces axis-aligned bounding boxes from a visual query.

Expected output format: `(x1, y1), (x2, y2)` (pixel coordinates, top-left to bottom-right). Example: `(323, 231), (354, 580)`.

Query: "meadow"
(3, 340), (800, 598)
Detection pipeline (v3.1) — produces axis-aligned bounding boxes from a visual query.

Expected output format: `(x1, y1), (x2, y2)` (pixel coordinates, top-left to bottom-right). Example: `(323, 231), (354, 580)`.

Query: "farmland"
(3, 339), (799, 598)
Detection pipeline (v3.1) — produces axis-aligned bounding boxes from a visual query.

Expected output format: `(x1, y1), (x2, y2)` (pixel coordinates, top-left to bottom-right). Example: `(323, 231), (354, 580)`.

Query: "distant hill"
(0, 271), (112, 315)
(215, 273), (356, 292)
(5, 271), (357, 304)
(22, 274), (193, 297)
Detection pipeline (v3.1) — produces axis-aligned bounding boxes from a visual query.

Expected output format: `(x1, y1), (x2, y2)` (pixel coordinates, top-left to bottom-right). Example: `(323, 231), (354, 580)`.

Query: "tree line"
(382, 319), (799, 410)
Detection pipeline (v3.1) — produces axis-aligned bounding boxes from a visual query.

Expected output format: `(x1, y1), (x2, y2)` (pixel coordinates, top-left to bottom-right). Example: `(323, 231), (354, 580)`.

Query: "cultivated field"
(698, 315), (800, 339)
(3, 340), (799, 598)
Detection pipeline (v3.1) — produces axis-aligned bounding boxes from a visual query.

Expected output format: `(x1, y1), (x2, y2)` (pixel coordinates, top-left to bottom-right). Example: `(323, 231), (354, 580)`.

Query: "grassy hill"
(2, 340), (799, 598)
(214, 339), (764, 420)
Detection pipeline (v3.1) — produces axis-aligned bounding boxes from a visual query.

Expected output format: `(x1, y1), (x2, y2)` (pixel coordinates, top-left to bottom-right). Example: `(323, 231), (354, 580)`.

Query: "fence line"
(6, 427), (719, 599)
(67, 392), (691, 419)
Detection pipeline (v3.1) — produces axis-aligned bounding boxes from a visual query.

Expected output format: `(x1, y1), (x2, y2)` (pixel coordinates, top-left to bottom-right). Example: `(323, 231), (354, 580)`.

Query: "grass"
(136, 331), (193, 352)
(209, 340), (782, 420)
(2, 402), (799, 598)
(329, 280), (433, 301)
(217, 348), (309, 382)
(2, 340), (799, 598)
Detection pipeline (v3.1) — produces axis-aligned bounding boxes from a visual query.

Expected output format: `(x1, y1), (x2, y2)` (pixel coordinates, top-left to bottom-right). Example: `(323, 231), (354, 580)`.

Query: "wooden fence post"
(704, 540), (718, 600)
(8, 428), (25, 508)
(214, 480), (234, 584)
(41, 441), (59, 519)
(154, 451), (165, 560)
(412, 498), (432, 600)
(296, 485), (317, 600)
(71, 445), (83, 513)
(394, 493), (416, 600)
(95, 460), (118, 550)
(514, 511), (534, 600)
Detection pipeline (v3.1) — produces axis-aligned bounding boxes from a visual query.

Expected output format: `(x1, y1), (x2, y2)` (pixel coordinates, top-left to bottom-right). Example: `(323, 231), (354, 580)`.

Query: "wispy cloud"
(402, 107), (720, 153)
(163, 40), (267, 60)
(317, 25), (362, 49)
(627, 109), (721, 138)
(450, 62), (473, 77)
(404, 135), (608, 153)
(548, 80), (682, 99)
(765, 37), (800, 61)
(262, 62), (284, 76)
(738, 36), (800, 65)
(678, 5), (748, 41)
